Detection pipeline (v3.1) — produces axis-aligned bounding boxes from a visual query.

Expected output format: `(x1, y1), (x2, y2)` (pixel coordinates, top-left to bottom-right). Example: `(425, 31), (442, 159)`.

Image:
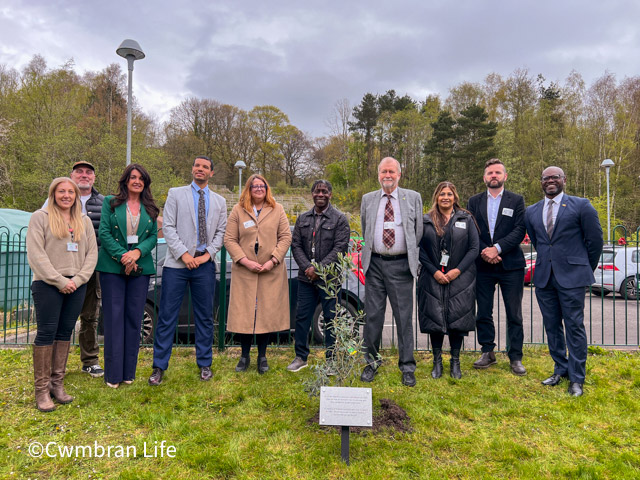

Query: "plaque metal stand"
(319, 386), (372, 465)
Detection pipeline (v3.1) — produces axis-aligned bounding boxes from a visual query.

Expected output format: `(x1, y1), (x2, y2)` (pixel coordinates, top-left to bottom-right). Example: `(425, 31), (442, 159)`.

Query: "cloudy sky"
(1, 0), (639, 136)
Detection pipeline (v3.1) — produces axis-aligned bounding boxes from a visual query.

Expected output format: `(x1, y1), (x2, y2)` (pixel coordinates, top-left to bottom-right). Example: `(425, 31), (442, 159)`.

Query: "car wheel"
(140, 303), (156, 345)
(622, 276), (639, 300)
(312, 300), (362, 343)
(590, 288), (609, 296)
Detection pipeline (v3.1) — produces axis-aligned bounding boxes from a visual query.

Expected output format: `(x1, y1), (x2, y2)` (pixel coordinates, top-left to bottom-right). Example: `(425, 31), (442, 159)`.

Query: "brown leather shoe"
(50, 341), (73, 404)
(33, 345), (56, 412)
(148, 367), (164, 386)
(200, 366), (213, 381)
(473, 351), (497, 369)
(510, 360), (527, 376)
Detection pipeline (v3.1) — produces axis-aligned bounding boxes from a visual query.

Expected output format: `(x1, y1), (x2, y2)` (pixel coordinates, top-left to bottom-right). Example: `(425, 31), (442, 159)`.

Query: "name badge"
(67, 242), (79, 252)
(454, 221), (466, 229)
(127, 235), (139, 244)
(440, 254), (450, 266)
(383, 221), (395, 230)
(243, 220), (256, 229)
(502, 208), (514, 217)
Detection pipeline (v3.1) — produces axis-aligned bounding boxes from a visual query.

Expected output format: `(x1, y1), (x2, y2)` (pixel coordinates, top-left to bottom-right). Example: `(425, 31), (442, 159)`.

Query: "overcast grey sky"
(1, 0), (639, 136)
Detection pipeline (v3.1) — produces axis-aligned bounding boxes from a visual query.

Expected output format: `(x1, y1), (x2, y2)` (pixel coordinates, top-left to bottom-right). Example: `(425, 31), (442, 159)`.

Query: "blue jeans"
(32, 280), (87, 346)
(152, 263), (216, 370)
(294, 280), (337, 361)
(100, 272), (150, 384)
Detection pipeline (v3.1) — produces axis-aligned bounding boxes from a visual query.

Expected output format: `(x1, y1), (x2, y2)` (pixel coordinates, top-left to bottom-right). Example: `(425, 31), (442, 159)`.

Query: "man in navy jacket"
(524, 166), (603, 397)
(468, 159), (527, 375)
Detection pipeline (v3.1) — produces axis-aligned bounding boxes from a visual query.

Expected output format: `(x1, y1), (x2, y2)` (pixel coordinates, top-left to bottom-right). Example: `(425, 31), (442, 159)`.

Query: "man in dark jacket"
(467, 158), (527, 376)
(287, 180), (350, 372)
(42, 161), (104, 376)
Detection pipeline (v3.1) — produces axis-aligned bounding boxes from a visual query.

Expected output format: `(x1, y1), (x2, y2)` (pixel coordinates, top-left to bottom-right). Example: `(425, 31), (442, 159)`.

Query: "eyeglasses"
(251, 185), (266, 190)
(541, 174), (564, 182)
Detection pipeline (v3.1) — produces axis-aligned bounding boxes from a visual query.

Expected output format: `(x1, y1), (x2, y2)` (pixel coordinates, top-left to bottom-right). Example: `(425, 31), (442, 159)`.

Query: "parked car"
(524, 252), (537, 285)
(591, 247), (640, 299)
(101, 237), (366, 345)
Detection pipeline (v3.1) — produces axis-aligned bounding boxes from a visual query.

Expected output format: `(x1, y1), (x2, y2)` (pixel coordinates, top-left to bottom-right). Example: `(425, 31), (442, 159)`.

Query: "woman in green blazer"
(96, 164), (159, 388)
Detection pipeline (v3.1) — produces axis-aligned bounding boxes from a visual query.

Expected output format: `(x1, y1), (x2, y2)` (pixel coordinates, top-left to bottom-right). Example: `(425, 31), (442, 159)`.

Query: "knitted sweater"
(26, 209), (98, 290)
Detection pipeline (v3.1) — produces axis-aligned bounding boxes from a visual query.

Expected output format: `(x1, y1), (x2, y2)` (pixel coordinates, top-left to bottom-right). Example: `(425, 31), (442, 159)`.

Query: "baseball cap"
(72, 161), (95, 172)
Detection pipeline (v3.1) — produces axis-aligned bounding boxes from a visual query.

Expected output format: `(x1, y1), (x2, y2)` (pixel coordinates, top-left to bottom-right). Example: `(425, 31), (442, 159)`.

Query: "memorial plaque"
(319, 386), (372, 427)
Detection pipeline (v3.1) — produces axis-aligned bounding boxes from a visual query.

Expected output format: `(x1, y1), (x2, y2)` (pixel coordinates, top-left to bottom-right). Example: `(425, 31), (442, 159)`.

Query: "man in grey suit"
(360, 157), (423, 387)
(148, 156), (227, 386)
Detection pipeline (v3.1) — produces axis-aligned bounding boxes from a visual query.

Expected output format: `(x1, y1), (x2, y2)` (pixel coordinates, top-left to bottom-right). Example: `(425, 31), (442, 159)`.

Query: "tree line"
(1, 57), (639, 232)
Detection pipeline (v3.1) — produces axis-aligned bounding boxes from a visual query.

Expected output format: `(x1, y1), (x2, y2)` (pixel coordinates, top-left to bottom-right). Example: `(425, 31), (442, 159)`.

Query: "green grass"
(1, 346), (639, 479)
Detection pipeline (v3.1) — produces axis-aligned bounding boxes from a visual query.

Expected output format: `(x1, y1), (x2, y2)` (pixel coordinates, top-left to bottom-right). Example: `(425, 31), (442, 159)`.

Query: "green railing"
(2, 226), (639, 350)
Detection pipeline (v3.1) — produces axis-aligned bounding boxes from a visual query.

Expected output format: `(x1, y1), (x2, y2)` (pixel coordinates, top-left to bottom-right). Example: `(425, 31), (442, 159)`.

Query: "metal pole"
(605, 166), (611, 244)
(238, 169), (242, 193)
(341, 426), (350, 465)
(125, 56), (134, 166)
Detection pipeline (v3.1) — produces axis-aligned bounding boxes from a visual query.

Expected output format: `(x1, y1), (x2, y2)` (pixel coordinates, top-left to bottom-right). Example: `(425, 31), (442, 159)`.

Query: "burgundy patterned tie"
(382, 194), (395, 248)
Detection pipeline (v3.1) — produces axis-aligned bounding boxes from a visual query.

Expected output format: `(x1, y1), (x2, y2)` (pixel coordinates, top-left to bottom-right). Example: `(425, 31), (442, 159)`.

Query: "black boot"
(450, 349), (462, 379)
(431, 348), (443, 379)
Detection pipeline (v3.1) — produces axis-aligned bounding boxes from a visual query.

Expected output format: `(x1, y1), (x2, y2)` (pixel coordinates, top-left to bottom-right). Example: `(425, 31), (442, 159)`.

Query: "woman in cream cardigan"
(27, 177), (98, 412)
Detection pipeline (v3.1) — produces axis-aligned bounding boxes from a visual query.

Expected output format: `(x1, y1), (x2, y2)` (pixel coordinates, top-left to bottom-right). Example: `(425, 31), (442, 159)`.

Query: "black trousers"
(475, 266), (525, 360)
(32, 280), (87, 346)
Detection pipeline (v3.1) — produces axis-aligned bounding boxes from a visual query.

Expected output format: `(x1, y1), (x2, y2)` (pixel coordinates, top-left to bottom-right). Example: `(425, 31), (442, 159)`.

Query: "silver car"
(591, 246), (640, 299)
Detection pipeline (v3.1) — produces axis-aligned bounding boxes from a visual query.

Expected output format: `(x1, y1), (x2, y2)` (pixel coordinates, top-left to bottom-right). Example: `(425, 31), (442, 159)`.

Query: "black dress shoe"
(568, 382), (583, 397)
(148, 367), (164, 386)
(402, 371), (416, 387)
(360, 365), (377, 383)
(473, 351), (497, 369)
(257, 357), (269, 374)
(200, 366), (213, 381)
(541, 373), (567, 386)
(235, 356), (250, 372)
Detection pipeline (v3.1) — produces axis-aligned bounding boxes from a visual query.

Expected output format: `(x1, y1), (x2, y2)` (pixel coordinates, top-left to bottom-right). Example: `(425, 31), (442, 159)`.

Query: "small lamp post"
(117, 39), (145, 166)
(600, 158), (615, 244)
(234, 160), (246, 193)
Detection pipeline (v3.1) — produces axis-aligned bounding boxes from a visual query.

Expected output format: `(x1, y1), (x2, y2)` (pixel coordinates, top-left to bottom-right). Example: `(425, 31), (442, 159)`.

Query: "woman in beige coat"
(224, 174), (292, 374)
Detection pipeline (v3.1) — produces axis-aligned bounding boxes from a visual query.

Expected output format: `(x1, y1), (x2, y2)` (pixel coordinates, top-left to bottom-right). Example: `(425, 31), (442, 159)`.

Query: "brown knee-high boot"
(50, 340), (73, 404)
(33, 345), (56, 412)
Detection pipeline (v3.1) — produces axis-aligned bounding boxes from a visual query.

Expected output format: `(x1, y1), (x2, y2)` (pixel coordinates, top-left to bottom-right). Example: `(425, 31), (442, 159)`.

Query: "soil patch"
(309, 398), (411, 434)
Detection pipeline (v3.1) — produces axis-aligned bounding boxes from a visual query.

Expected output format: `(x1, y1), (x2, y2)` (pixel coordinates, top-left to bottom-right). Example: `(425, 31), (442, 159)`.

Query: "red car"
(524, 252), (537, 285)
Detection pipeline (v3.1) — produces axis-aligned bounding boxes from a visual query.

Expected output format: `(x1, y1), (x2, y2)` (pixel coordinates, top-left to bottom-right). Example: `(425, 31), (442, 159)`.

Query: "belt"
(194, 250), (207, 257)
(371, 252), (408, 261)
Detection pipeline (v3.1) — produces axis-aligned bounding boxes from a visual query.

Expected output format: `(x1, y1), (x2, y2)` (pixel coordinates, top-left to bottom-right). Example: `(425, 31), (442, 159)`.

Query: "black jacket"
(467, 189), (526, 272)
(291, 204), (350, 284)
(86, 188), (105, 246)
(417, 210), (479, 334)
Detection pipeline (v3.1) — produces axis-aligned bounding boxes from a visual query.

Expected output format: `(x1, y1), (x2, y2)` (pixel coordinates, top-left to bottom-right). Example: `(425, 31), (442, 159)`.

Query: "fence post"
(218, 246), (228, 351)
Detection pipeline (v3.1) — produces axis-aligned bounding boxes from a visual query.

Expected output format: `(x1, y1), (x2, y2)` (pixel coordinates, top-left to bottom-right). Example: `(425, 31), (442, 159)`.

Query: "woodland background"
(1, 56), (639, 233)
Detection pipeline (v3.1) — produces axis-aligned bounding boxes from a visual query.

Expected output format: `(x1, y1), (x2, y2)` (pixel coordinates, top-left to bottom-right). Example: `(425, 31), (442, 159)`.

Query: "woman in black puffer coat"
(418, 181), (479, 379)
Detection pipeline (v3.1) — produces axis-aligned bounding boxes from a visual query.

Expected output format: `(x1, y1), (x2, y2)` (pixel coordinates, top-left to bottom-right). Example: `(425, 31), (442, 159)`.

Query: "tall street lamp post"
(116, 39), (145, 166)
(234, 160), (246, 193)
(600, 158), (615, 244)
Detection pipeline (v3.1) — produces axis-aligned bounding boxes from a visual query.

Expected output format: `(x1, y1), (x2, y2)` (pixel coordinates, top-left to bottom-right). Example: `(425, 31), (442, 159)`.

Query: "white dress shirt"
(542, 192), (564, 231)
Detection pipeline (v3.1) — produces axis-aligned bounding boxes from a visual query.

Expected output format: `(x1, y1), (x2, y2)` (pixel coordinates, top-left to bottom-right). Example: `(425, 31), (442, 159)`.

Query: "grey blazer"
(360, 187), (423, 277)
(162, 185), (227, 269)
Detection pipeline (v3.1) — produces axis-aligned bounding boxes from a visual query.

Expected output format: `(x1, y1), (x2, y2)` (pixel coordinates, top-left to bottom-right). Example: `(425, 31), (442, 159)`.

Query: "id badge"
(67, 242), (79, 252)
(243, 220), (256, 229)
(383, 221), (395, 230)
(127, 235), (139, 244)
(440, 253), (450, 267)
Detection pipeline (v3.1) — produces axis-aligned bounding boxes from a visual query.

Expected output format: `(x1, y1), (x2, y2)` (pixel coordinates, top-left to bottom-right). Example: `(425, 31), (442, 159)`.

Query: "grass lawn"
(1, 345), (639, 479)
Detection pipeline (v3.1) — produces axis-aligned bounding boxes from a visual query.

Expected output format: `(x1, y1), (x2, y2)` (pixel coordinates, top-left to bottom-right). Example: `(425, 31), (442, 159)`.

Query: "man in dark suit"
(360, 157), (423, 387)
(524, 166), (603, 397)
(467, 159), (527, 375)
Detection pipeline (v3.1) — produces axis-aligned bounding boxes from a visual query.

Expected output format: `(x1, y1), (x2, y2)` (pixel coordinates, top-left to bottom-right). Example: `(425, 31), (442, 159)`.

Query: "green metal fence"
(2, 226), (639, 350)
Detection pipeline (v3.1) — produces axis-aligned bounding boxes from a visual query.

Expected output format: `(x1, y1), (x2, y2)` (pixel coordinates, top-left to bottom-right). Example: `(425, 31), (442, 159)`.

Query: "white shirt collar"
(381, 188), (398, 199)
(487, 188), (504, 199)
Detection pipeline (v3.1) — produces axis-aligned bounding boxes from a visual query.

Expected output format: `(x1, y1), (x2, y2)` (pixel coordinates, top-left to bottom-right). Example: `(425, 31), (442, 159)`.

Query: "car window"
(633, 250), (639, 264)
(601, 251), (615, 263)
